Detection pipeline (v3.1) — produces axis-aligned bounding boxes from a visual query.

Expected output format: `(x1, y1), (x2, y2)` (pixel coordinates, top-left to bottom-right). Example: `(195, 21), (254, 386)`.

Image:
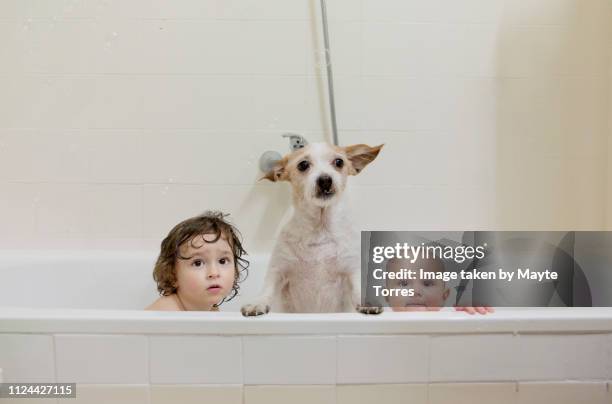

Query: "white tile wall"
(308, 21), (362, 76)
(337, 335), (429, 383)
(0, 183), (39, 236)
(340, 131), (496, 188)
(35, 183), (142, 237)
(609, 40), (612, 231)
(362, 23), (499, 77)
(503, 0), (610, 27)
(428, 382), (517, 404)
(347, 185), (495, 230)
(25, 21), (310, 76)
(3, 381), (611, 404)
(608, 333), (612, 379)
(2, 331), (612, 389)
(0, 397), (58, 404)
(0, 0), (609, 245)
(517, 382), (608, 404)
(149, 336), (242, 384)
(243, 336), (336, 384)
(360, 77), (497, 133)
(89, 130), (143, 183)
(337, 384), (427, 404)
(150, 384), (242, 404)
(140, 131), (265, 185)
(0, 1), (312, 25)
(244, 385), (336, 404)
(55, 334), (148, 384)
(362, 0), (505, 24)
(0, 130), (89, 183)
(0, 334), (55, 382)
(515, 334), (610, 381)
(430, 334), (518, 382)
(69, 384), (149, 404)
(141, 182), (291, 250)
(324, 0), (362, 22)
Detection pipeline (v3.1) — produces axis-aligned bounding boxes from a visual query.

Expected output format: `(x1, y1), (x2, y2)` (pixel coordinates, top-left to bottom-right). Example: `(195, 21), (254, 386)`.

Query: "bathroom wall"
(608, 36), (612, 230)
(495, 0), (612, 230)
(0, 0), (610, 252)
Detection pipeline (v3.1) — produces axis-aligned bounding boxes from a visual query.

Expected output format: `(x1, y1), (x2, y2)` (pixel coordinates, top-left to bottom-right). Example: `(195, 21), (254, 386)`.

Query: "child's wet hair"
(153, 210), (249, 306)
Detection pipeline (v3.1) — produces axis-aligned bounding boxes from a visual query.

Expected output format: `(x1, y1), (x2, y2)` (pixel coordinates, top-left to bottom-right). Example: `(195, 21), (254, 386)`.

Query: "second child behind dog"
(385, 257), (494, 315)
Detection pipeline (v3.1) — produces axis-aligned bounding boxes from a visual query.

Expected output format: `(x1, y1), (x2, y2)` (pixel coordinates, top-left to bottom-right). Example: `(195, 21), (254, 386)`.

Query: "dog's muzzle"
(315, 175), (335, 198)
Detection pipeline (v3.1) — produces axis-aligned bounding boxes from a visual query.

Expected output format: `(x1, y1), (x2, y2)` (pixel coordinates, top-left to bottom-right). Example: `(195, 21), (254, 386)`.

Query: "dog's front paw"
(241, 303), (271, 317)
(356, 305), (384, 315)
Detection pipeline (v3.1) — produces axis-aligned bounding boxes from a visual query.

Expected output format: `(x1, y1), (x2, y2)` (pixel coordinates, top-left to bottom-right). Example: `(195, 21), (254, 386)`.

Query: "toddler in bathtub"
(385, 257), (494, 315)
(146, 211), (248, 311)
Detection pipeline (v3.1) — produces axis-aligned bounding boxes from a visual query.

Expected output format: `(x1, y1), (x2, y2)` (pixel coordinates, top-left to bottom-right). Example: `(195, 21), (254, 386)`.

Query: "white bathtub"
(1, 250), (611, 404)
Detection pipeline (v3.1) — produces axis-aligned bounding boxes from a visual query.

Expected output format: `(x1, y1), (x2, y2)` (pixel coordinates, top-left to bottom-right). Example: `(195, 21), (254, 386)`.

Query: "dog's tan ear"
(259, 157), (289, 182)
(344, 143), (384, 175)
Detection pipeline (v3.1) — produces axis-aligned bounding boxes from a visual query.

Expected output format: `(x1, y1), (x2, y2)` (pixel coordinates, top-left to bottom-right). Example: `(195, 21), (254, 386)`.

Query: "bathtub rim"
(1, 307), (611, 335)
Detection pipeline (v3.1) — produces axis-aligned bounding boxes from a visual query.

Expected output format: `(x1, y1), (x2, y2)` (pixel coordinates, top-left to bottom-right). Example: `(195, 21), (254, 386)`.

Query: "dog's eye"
(334, 158), (344, 168)
(297, 160), (310, 172)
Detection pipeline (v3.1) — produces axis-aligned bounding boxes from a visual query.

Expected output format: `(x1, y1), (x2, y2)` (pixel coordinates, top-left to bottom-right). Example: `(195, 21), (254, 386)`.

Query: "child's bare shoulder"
(145, 295), (181, 311)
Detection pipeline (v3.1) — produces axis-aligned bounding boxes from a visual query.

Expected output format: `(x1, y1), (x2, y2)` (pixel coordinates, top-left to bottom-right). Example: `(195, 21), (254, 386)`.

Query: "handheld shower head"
(258, 133), (309, 173)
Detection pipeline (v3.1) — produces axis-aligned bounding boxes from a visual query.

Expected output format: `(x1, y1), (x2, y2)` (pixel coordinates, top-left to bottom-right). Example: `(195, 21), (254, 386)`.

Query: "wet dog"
(241, 142), (383, 315)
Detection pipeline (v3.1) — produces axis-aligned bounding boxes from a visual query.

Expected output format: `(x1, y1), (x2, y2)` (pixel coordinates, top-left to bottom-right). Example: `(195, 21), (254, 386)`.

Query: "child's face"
(174, 233), (236, 310)
(386, 258), (450, 312)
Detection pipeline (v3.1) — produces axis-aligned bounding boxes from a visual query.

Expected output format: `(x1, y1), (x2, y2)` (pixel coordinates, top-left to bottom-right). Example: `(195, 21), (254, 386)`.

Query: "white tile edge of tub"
(0, 308), (611, 335)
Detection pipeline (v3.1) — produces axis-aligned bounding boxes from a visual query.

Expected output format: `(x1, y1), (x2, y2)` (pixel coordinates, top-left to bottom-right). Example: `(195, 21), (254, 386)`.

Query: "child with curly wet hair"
(146, 211), (248, 311)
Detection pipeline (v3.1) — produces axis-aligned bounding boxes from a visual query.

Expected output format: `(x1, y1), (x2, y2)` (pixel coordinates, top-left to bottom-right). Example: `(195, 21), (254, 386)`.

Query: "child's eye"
(424, 280), (434, 287)
(398, 280), (409, 287)
(192, 259), (204, 268)
(219, 257), (232, 265)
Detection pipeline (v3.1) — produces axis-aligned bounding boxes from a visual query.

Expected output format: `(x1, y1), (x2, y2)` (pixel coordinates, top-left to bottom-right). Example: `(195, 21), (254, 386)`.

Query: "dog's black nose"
(317, 175), (333, 192)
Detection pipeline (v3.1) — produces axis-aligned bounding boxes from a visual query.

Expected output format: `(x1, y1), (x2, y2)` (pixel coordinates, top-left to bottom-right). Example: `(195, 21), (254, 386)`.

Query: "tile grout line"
(514, 332), (519, 396)
(52, 334), (59, 384)
(241, 335), (246, 404)
(334, 334), (339, 404)
(426, 334), (431, 404)
(146, 335), (152, 399)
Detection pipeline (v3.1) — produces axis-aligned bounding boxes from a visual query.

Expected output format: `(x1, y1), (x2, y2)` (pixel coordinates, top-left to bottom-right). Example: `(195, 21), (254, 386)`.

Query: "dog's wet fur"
(241, 142), (384, 316)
